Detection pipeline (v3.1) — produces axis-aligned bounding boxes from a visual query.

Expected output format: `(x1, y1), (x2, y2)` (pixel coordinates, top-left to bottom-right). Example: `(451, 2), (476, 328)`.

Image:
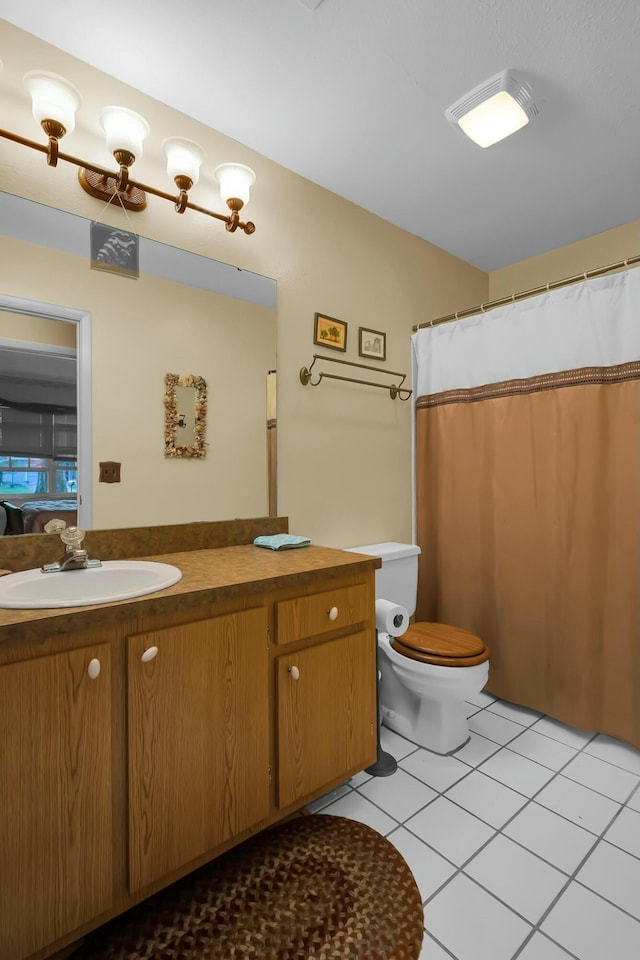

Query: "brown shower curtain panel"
(415, 361), (640, 749)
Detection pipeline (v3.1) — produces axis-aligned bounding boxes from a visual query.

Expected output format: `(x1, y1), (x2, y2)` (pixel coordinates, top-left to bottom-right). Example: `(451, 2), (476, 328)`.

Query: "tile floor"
(307, 691), (640, 960)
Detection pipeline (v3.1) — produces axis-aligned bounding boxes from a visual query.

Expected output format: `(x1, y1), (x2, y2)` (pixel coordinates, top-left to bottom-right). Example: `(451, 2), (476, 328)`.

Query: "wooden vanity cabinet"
(275, 581), (377, 808)
(127, 606), (270, 891)
(0, 644), (113, 960)
(0, 550), (377, 960)
(276, 629), (376, 808)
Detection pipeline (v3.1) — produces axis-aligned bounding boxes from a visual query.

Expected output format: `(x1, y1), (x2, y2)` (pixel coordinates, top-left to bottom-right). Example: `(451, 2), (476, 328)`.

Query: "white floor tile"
(400, 748), (471, 793)
(503, 801), (597, 874)
(387, 826), (456, 903)
(305, 782), (351, 812)
(465, 702), (481, 718)
(426, 873), (531, 960)
(584, 733), (640, 776)
(405, 796), (495, 866)
(542, 881), (640, 960)
(358, 767), (436, 821)
(420, 932), (453, 959)
(319, 791), (397, 835)
(605, 806), (640, 859)
(478, 748), (555, 797)
(343, 696), (640, 960)
(465, 833), (567, 923)
(536, 775), (621, 835)
(486, 699), (542, 727)
(380, 724), (419, 760)
(532, 716), (594, 749)
(577, 840), (640, 920)
(517, 932), (575, 959)
(506, 729), (578, 771)
(465, 689), (497, 708)
(454, 731), (502, 767)
(444, 770), (527, 828)
(562, 751), (640, 802)
(468, 710), (526, 745)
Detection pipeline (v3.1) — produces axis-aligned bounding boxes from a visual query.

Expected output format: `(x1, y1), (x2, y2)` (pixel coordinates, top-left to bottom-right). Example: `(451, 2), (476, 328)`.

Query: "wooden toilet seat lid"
(391, 622), (489, 667)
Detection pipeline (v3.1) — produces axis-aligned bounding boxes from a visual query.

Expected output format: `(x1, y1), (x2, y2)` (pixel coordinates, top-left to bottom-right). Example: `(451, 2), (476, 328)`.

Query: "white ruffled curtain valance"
(412, 267), (640, 397)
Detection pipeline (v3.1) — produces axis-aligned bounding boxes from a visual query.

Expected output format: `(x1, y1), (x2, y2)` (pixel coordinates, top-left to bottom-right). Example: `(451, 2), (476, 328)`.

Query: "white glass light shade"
(100, 106), (149, 159)
(162, 137), (206, 186)
(214, 163), (256, 206)
(458, 91), (529, 148)
(23, 71), (82, 134)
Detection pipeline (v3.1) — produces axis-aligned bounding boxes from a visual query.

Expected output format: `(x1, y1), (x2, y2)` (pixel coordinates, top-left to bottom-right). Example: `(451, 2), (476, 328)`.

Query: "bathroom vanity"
(0, 520), (379, 960)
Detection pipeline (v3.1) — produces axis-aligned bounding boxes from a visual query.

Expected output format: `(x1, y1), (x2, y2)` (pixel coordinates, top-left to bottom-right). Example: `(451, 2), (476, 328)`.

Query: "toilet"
(347, 542), (490, 755)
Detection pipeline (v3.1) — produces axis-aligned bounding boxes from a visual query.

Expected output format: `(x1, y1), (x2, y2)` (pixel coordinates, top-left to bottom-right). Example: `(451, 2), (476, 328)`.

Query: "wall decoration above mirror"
(164, 373), (208, 459)
(90, 223), (139, 279)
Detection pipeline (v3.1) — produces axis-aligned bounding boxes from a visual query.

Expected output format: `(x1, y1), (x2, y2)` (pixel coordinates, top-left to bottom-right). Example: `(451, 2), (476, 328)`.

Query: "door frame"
(0, 293), (92, 529)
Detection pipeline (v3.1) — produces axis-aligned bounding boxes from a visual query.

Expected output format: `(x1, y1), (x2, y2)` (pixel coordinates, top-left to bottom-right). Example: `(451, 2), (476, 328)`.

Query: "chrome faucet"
(41, 527), (102, 573)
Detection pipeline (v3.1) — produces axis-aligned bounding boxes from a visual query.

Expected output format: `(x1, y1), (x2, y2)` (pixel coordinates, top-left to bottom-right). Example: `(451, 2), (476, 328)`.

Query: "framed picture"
(90, 222), (139, 279)
(358, 326), (386, 361)
(313, 312), (348, 352)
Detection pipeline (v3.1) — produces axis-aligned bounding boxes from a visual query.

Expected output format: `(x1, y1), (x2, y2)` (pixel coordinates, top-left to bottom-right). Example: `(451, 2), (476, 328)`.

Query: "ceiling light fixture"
(0, 70), (257, 235)
(445, 69), (538, 148)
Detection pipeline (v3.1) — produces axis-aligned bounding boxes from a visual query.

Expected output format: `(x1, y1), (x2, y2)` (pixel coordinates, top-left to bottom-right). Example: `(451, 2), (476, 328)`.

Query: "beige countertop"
(0, 543), (380, 640)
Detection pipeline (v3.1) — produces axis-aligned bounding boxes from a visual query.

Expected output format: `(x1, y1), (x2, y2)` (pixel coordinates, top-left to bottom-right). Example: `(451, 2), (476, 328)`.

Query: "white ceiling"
(2, 0), (639, 271)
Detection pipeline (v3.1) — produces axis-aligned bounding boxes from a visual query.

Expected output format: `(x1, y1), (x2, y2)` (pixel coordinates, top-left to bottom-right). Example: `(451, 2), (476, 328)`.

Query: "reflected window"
(0, 454), (77, 497)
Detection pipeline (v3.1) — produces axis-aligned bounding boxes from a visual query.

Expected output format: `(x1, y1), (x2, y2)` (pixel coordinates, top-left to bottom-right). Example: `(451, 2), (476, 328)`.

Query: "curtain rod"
(413, 254), (640, 332)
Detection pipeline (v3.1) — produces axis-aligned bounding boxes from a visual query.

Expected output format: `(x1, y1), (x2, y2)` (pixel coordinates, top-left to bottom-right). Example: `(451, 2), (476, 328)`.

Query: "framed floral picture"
(313, 312), (347, 352)
(358, 326), (386, 361)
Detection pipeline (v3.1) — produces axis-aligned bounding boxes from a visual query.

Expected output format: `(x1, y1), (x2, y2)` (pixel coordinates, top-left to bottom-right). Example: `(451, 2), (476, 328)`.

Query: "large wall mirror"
(0, 191), (277, 536)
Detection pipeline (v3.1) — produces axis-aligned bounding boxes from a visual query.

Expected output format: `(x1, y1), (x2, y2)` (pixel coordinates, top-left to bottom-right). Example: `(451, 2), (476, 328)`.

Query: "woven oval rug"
(72, 814), (423, 959)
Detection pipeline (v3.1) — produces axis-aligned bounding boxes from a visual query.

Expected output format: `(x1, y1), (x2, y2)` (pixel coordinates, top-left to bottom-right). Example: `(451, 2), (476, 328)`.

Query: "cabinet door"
(277, 629), (376, 809)
(0, 645), (113, 960)
(127, 607), (270, 892)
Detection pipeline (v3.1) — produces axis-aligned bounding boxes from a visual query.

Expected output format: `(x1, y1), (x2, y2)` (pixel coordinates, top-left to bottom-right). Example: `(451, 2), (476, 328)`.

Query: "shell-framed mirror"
(164, 373), (208, 458)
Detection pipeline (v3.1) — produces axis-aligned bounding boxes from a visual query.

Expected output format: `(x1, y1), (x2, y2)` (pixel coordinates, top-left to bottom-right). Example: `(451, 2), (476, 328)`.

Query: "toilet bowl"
(346, 542), (490, 755)
(379, 627), (489, 754)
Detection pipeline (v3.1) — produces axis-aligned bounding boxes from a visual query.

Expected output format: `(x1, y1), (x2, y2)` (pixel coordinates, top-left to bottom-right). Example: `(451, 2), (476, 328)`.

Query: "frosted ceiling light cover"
(446, 69), (538, 148)
(459, 91), (529, 147)
(24, 71), (82, 134)
(214, 162), (256, 205)
(162, 137), (206, 185)
(100, 105), (150, 158)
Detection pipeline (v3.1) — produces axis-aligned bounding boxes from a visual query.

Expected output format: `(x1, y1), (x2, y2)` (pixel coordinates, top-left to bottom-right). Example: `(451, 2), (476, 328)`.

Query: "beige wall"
(0, 312), (77, 347)
(0, 236), (275, 529)
(0, 23), (488, 547)
(490, 220), (640, 300)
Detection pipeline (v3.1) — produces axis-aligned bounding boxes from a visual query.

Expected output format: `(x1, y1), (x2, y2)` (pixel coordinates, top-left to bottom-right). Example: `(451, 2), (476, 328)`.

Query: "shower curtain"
(412, 269), (640, 749)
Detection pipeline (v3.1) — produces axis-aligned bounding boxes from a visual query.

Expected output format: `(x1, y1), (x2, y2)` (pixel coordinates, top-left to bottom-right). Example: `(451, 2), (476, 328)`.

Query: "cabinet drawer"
(275, 582), (372, 646)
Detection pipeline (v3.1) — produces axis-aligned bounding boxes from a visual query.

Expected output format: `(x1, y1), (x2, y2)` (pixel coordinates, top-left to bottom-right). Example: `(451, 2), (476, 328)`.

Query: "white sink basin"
(0, 560), (183, 609)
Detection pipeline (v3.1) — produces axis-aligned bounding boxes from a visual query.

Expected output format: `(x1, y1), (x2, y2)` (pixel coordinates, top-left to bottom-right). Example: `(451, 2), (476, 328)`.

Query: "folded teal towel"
(253, 534), (311, 551)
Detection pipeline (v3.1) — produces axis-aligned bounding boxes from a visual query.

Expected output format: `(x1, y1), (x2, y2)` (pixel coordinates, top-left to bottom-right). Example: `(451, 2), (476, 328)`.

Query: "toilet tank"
(346, 542), (421, 616)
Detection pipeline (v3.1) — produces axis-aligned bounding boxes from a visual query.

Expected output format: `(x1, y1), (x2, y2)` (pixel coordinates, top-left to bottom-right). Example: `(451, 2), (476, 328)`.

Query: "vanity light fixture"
(0, 70), (257, 234)
(445, 69), (538, 148)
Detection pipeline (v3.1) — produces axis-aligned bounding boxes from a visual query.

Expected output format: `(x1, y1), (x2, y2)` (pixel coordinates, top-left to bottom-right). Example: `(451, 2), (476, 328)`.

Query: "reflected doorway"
(0, 294), (92, 531)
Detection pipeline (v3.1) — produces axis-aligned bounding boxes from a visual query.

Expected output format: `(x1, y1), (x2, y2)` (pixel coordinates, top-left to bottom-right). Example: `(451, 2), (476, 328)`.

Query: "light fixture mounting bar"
(0, 127), (256, 235)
